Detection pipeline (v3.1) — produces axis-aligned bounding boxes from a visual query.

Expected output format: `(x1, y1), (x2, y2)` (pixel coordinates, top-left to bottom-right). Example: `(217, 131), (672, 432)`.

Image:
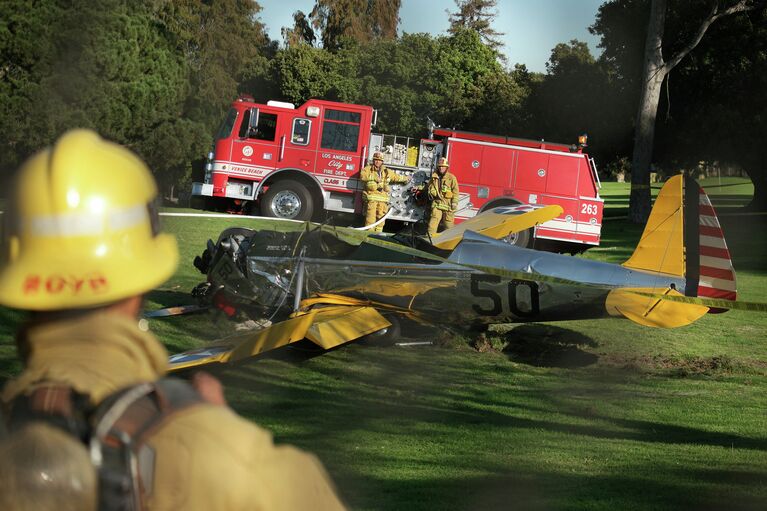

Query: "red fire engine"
(191, 96), (603, 250)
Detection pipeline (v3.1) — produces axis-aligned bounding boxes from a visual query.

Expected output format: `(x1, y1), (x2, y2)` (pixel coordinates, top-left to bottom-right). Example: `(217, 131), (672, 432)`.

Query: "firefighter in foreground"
(0, 130), (346, 511)
(359, 151), (409, 231)
(426, 157), (460, 236)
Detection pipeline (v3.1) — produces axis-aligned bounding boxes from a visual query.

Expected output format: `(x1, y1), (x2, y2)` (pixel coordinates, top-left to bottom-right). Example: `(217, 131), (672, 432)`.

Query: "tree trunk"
(628, 0), (756, 223)
(747, 168), (767, 211)
(630, 0), (667, 224)
(630, 69), (665, 223)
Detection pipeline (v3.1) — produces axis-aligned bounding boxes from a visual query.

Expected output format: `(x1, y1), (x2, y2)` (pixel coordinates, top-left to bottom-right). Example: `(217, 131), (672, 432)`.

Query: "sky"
(257, 0), (606, 73)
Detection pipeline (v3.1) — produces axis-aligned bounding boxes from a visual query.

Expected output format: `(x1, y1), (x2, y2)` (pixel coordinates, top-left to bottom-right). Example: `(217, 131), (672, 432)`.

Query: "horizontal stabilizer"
(431, 204), (563, 250)
(606, 287), (708, 328)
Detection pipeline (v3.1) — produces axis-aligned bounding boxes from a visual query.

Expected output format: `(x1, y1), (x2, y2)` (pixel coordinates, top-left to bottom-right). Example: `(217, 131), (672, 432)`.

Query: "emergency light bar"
(267, 100), (295, 109)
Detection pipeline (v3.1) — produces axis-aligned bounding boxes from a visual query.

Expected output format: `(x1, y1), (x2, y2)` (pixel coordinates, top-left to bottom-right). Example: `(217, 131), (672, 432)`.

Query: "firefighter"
(0, 130), (346, 511)
(426, 157), (460, 236)
(359, 151), (409, 232)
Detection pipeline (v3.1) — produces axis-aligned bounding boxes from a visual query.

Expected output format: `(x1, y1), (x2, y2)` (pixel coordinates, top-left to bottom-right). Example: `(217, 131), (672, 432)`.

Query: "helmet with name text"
(0, 129), (178, 310)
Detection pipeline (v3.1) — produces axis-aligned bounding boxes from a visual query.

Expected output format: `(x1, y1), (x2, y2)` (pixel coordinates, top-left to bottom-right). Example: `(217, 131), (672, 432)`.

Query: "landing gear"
(359, 315), (401, 347)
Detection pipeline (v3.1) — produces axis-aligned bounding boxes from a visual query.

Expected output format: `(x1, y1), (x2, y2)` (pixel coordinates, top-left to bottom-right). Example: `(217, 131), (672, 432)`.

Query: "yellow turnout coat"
(2, 311), (346, 511)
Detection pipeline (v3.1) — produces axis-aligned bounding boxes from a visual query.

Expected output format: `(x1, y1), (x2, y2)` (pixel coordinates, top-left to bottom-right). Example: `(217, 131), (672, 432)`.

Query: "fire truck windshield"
(321, 109), (361, 152)
(216, 108), (238, 140)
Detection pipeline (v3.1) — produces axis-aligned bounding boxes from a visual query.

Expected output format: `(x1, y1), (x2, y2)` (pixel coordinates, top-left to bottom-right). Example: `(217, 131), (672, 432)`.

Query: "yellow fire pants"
(427, 207), (455, 236)
(364, 201), (389, 232)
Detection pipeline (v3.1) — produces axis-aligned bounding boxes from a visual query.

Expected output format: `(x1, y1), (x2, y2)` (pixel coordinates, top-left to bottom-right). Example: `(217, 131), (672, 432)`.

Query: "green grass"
(600, 177), (754, 217)
(1, 180), (766, 510)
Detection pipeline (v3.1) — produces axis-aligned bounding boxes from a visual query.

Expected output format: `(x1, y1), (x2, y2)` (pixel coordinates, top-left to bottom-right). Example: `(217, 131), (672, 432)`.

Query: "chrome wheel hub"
(271, 190), (301, 219)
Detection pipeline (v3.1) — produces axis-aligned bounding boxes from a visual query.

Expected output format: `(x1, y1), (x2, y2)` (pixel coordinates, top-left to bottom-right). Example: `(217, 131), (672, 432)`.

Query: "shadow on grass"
(211, 344), (767, 510)
(502, 323), (599, 368)
(219, 346), (767, 453)
(338, 467), (766, 511)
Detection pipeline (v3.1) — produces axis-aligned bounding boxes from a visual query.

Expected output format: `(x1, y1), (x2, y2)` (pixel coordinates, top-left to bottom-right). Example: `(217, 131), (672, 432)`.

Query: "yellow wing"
(431, 204), (563, 250)
(168, 305), (391, 372)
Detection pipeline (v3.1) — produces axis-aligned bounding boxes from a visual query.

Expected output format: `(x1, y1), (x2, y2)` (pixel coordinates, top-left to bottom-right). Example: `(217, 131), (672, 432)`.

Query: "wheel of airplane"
(359, 315), (401, 347)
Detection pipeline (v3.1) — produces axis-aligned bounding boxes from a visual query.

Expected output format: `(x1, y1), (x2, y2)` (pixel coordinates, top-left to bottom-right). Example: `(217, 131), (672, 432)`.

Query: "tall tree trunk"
(747, 165), (767, 211)
(630, 0), (667, 224)
(628, 0), (756, 223)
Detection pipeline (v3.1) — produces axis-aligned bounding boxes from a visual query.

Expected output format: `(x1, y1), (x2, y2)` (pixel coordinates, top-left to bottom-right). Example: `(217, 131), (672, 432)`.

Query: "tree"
(281, 10), (316, 47)
(521, 40), (633, 166)
(447, 0), (504, 53)
(0, 0), (62, 171)
(600, 0), (760, 223)
(656, 7), (767, 210)
(0, 0), (274, 197)
(273, 42), (360, 104)
(157, 0), (271, 131)
(310, 0), (401, 50)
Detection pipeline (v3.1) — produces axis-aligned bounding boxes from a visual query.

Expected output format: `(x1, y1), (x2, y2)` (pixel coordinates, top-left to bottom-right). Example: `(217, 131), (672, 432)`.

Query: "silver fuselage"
(222, 231), (685, 326)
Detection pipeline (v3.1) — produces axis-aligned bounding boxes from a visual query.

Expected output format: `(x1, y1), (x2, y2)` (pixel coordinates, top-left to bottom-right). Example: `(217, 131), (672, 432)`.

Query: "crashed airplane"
(169, 175), (737, 371)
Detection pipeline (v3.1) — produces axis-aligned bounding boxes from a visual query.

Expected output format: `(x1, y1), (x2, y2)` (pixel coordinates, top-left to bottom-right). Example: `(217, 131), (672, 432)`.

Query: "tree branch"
(665, 0), (757, 73)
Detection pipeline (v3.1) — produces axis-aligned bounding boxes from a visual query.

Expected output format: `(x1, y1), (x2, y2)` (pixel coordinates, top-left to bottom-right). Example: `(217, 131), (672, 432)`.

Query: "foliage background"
(1, 0), (765, 207)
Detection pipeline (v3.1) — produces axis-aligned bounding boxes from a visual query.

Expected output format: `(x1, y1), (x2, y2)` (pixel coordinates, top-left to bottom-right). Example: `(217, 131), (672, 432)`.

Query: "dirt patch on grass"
(499, 324), (599, 368)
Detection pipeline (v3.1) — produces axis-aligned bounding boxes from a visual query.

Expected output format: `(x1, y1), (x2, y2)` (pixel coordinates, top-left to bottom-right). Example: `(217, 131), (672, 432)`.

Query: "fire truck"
(191, 96), (603, 250)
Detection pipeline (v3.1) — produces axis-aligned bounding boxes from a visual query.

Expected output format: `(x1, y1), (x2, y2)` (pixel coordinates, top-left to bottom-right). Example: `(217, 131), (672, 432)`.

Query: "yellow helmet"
(437, 157), (449, 168)
(372, 151), (384, 161)
(0, 129), (178, 310)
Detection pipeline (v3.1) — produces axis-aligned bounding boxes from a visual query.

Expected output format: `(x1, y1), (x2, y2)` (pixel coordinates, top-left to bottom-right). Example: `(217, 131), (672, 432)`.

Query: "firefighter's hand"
(444, 190), (453, 199)
(192, 371), (228, 407)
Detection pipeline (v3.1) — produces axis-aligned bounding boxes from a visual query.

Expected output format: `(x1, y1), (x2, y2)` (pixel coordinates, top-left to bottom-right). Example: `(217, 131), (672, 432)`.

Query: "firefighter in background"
(426, 157), (460, 236)
(360, 151), (409, 232)
(0, 130), (346, 511)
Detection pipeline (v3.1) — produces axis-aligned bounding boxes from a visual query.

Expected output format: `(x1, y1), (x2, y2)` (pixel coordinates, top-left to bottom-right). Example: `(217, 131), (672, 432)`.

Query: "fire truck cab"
(192, 96), (603, 250)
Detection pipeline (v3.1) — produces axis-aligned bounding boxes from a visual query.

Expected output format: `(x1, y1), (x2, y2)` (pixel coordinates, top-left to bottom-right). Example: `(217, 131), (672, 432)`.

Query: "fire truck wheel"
(261, 180), (314, 221)
(503, 227), (531, 248)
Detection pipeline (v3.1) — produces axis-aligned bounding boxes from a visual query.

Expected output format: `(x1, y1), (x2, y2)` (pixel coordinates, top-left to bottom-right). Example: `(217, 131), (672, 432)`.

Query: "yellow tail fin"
(622, 175), (685, 276)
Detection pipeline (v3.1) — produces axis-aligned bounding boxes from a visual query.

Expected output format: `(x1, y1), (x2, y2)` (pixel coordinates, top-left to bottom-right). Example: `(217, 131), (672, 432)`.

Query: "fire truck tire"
(261, 180), (314, 221)
(503, 227), (531, 248)
(481, 199), (532, 248)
